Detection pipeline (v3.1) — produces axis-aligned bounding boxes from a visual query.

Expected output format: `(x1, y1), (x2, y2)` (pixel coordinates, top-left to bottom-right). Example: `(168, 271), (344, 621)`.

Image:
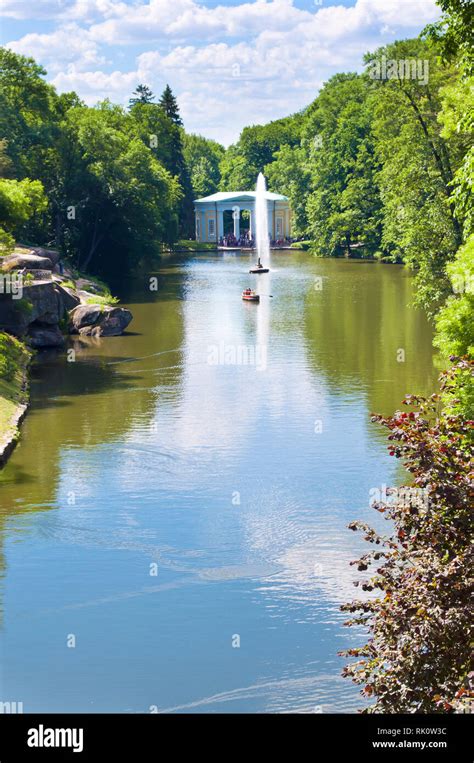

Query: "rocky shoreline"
(0, 245), (133, 466)
(0, 246), (132, 347)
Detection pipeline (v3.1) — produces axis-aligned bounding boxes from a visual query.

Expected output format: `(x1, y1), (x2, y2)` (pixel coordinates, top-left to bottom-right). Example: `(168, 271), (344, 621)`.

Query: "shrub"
(0, 332), (28, 382)
(340, 359), (474, 713)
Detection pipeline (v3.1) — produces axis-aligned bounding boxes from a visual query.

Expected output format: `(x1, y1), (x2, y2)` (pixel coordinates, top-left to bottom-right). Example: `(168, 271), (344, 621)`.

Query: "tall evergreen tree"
(155, 85), (193, 235)
(159, 85), (183, 126)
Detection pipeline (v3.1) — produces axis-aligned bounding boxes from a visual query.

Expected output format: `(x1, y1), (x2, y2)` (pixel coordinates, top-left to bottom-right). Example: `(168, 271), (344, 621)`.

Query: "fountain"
(250, 172), (270, 273)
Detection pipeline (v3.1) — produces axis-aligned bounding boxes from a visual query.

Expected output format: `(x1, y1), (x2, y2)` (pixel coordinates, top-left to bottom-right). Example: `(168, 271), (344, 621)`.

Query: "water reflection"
(0, 252), (438, 712)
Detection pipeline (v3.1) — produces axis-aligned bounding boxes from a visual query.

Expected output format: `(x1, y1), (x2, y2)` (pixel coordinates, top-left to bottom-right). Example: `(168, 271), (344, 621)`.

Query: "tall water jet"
(255, 173), (270, 265)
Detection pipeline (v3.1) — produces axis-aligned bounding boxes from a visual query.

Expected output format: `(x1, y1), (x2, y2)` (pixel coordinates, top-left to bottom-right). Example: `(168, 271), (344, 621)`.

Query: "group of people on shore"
(219, 234), (293, 248)
(219, 233), (253, 247)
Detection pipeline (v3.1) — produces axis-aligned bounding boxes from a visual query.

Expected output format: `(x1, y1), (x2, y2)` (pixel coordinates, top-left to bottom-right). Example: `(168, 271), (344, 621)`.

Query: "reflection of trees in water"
(303, 261), (439, 417)
(0, 279), (186, 619)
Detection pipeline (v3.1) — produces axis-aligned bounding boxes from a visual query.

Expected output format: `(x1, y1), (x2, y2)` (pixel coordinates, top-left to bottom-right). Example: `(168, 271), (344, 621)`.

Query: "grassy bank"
(0, 332), (30, 462)
(290, 241), (311, 251)
(167, 241), (218, 252)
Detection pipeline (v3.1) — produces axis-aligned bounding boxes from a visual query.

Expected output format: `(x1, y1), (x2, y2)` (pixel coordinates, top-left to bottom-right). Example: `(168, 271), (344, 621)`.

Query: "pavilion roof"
(194, 191), (288, 204)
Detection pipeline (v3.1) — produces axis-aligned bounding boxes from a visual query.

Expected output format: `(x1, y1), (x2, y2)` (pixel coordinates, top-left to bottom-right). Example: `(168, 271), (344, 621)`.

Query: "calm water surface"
(0, 252), (438, 713)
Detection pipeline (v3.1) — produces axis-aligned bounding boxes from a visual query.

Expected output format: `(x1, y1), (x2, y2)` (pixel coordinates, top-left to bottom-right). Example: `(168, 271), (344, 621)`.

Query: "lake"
(0, 251), (438, 713)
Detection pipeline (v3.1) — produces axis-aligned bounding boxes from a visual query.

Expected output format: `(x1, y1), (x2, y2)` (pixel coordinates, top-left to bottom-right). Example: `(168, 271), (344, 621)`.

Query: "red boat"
(242, 288), (260, 302)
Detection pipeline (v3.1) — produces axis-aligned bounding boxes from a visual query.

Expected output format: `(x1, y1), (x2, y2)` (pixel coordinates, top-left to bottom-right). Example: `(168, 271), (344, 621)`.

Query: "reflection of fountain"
(255, 173), (270, 266)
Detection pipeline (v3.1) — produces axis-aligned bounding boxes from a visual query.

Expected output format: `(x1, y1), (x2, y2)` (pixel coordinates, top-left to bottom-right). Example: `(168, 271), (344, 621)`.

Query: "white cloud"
(0, 0), (124, 21)
(51, 67), (138, 99)
(3, 0), (441, 144)
(1, 0), (69, 19)
(6, 25), (105, 72)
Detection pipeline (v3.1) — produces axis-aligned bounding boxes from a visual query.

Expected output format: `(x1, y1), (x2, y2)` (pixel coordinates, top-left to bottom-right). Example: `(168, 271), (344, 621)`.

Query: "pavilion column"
(233, 208), (240, 238)
(217, 209), (224, 241)
(195, 209), (203, 241)
(249, 210), (252, 239)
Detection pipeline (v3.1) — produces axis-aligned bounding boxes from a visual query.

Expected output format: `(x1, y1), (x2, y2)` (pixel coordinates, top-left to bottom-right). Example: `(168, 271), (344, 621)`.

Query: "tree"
(63, 102), (181, 272)
(366, 39), (464, 309)
(219, 145), (258, 193)
(0, 48), (85, 248)
(129, 101), (180, 174)
(265, 144), (311, 236)
(341, 360), (473, 713)
(0, 140), (13, 178)
(437, 76), (473, 239)
(304, 73), (383, 257)
(434, 235), (474, 357)
(183, 133), (225, 198)
(219, 114), (303, 191)
(159, 85), (182, 126)
(0, 177), (47, 254)
(425, 0), (474, 76)
(150, 87), (194, 235)
(129, 84), (155, 107)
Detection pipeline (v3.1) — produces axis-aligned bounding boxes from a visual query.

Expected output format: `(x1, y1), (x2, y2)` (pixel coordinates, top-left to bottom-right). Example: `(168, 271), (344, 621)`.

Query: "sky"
(0, 0), (441, 146)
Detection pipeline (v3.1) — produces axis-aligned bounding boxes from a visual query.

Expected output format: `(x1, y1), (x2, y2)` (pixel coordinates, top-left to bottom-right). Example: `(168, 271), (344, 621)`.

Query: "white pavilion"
(194, 191), (291, 243)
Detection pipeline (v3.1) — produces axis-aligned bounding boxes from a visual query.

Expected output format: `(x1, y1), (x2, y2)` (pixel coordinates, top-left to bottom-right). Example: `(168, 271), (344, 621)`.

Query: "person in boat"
(257, 257), (263, 268)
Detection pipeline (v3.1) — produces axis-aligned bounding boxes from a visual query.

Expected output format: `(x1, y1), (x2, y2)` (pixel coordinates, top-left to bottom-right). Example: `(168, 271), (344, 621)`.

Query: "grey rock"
(69, 304), (132, 336)
(68, 304), (102, 331)
(75, 278), (106, 295)
(30, 247), (61, 267)
(27, 324), (65, 348)
(56, 283), (81, 311)
(2, 253), (53, 271)
(0, 282), (64, 335)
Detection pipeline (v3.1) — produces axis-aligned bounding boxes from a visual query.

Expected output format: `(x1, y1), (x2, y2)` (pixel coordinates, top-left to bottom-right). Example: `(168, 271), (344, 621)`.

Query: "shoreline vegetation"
(0, 331), (30, 465)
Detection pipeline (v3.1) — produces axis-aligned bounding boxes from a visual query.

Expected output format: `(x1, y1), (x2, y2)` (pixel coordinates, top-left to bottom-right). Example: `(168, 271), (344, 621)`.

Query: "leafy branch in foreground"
(340, 359), (473, 713)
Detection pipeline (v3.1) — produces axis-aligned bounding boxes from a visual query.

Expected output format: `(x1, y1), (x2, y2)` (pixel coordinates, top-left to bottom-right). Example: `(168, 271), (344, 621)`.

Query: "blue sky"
(0, 0), (441, 145)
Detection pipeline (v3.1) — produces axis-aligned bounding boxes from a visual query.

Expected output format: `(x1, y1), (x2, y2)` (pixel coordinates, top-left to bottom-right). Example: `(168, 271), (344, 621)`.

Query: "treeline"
(0, 52), (224, 274)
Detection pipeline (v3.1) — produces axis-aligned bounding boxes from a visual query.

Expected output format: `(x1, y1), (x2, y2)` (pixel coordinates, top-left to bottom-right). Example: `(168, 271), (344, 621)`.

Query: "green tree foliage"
(0, 177), (47, 254)
(434, 235), (474, 356)
(129, 101), (182, 176)
(0, 139), (13, 178)
(437, 76), (473, 238)
(0, 177), (47, 232)
(304, 73), (383, 257)
(62, 102), (181, 272)
(425, 0), (474, 76)
(341, 360), (473, 713)
(0, 51), (189, 271)
(129, 84), (155, 106)
(430, 2), (473, 354)
(265, 144), (311, 236)
(182, 133), (225, 199)
(0, 48), (57, 181)
(0, 48), (81, 246)
(219, 114), (303, 191)
(366, 39), (465, 310)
